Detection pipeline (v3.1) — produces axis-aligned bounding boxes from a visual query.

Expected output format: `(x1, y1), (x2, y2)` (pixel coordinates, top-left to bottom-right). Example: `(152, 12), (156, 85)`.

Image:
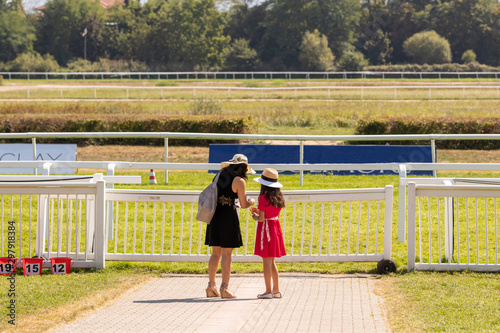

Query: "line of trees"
(1, 0), (499, 72)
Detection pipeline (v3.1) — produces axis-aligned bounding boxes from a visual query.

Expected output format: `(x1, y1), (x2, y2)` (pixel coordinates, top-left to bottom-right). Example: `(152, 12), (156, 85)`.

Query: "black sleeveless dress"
(204, 169), (243, 248)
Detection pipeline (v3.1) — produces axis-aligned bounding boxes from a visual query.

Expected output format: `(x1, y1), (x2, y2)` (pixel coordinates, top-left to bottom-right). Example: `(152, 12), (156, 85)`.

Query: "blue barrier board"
(209, 144), (434, 176)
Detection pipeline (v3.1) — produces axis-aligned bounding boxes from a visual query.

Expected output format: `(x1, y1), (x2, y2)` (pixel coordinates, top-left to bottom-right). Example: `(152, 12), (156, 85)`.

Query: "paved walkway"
(55, 274), (390, 333)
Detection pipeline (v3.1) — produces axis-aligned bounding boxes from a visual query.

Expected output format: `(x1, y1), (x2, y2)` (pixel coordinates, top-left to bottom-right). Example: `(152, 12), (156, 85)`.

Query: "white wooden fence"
(104, 187), (394, 268)
(0, 174), (106, 269)
(1, 85), (499, 100)
(0, 174), (395, 272)
(407, 182), (500, 272)
(1, 71), (500, 80)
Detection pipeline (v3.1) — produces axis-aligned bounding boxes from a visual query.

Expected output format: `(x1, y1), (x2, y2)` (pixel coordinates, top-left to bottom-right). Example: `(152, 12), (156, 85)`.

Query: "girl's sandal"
(272, 292), (282, 298)
(206, 282), (220, 298)
(220, 283), (237, 299)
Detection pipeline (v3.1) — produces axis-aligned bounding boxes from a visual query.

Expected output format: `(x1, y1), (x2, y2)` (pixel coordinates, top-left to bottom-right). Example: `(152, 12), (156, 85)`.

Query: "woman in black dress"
(205, 154), (255, 298)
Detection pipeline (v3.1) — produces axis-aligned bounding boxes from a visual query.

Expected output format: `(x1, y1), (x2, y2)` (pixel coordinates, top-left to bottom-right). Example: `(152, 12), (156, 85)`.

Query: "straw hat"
(253, 168), (282, 188)
(221, 154), (256, 174)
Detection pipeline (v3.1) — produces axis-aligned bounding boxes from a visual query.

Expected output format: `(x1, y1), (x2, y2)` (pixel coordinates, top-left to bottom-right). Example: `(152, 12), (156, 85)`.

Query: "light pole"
(82, 27), (88, 61)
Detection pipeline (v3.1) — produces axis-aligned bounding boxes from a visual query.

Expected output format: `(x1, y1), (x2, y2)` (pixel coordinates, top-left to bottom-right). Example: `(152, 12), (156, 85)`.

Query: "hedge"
(354, 118), (500, 149)
(365, 63), (500, 73)
(0, 116), (256, 146)
(0, 75), (2, 86)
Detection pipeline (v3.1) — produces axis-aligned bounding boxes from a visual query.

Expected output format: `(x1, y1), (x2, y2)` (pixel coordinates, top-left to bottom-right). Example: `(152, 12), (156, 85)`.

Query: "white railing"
(407, 182), (500, 272)
(1, 85), (499, 100)
(0, 174), (106, 269)
(104, 186), (394, 268)
(1, 71), (500, 80)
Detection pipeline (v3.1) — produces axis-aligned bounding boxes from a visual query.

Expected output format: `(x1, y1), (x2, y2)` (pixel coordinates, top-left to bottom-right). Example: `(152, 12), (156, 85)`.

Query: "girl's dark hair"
(223, 163), (248, 179)
(260, 185), (285, 208)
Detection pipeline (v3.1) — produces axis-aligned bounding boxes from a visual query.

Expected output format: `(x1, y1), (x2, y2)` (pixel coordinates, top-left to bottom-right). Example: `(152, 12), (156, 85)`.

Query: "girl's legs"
(270, 258), (280, 294)
(262, 257), (273, 294)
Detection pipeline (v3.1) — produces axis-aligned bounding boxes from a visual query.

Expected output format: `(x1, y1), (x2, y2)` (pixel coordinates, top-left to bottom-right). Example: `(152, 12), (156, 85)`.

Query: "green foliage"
(65, 58), (147, 72)
(0, 114), (255, 146)
(461, 49), (477, 64)
(155, 81), (179, 87)
(189, 98), (222, 115)
(35, 0), (105, 65)
(403, 30), (452, 64)
(222, 38), (259, 71)
(337, 51), (369, 71)
(8, 52), (60, 72)
(356, 3), (392, 65)
(298, 30), (335, 71)
(0, 6), (36, 62)
(355, 118), (500, 149)
(0, 75), (2, 86)
(365, 63), (500, 72)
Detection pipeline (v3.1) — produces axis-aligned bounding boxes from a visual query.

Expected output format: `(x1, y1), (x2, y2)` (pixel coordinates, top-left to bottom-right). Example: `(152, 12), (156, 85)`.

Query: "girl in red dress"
(251, 168), (286, 299)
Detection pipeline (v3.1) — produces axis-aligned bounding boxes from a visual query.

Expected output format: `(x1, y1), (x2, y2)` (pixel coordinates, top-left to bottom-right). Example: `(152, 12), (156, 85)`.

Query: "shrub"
(0, 115), (256, 146)
(155, 81), (179, 87)
(355, 118), (500, 149)
(337, 51), (369, 71)
(8, 52), (60, 72)
(0, 75), (2, 86)
(403, 30), (452, 64)
(222, 39), (260, 71)
(298, 30), (335, 71)
(189, 98), (223, 115)
(364, 63), (500, 72)
(461, 50), (477, 64)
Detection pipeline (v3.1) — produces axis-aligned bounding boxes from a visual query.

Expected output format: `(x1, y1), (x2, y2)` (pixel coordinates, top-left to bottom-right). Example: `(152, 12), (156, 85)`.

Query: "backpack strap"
(212, 171), (221, 188)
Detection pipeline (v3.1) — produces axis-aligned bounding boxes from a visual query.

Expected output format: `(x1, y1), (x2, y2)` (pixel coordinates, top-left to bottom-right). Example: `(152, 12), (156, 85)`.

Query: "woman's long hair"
(223, 163), (248, 179)
(260, 185), (285, 208)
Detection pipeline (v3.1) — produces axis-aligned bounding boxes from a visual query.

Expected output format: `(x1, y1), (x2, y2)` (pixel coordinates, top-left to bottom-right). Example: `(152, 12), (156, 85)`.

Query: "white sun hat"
(253, 168), (283, 188)
(221, 154), (256, 174)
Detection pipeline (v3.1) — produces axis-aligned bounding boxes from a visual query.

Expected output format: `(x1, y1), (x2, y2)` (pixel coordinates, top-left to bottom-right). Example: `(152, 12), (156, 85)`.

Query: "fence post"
(443, 180), (453, 262)
(398, 164), (407, 243)
(431, 140), (437, 177)
(42, 163), (52, 176)
(32, 137), (37, 175)
(106, 164), (116, 241)
(36, 195), (48, 257)
(394, 87), (397, 99)
(299, 141), (304, 186)
(384, 185), (394, 259)
(407, 182), (416, 271)
(164, 138), (169, 184)
(94, 175), (106, 269)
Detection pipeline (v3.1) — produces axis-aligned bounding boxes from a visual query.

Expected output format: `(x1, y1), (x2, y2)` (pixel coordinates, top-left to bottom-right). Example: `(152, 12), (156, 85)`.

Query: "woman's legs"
(208, 246), (222, 283)
(220, 247), (234, 285)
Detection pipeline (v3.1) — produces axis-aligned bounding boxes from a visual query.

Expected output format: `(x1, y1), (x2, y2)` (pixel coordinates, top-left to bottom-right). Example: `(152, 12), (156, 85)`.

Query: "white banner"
(0, 144), (77, 174)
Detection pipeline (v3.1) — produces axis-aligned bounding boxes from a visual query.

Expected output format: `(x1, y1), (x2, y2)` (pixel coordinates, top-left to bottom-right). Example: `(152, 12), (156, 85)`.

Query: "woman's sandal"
(257, 292), (273, 299)
(220, 283), (237, 299)
(272, 292), (282, 298)
(206, 282), (221, 298)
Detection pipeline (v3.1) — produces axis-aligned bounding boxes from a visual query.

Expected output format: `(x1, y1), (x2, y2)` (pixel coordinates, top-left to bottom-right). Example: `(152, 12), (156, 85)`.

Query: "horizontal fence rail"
(1, 85), (499, 100)
(407, 183), (500, 272)
(0, 177), (106, 269)
(104, 187), (394, 263)
(1, 71), (500, 80)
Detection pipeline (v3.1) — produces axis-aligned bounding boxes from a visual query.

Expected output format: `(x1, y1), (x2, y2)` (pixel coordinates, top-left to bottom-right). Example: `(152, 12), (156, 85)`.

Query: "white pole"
(431, 140), (437, 178)
(384, 185), (394, 259)
(299, 141), (304, 186)
(407, 182), (416, 271)
(164, 138), (168, 184)
(398, 164), (407, 243)
(32, 137), (37, 175)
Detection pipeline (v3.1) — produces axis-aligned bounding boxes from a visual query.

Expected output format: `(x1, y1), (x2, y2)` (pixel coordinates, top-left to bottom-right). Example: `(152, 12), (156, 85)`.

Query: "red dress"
(254, 195), (287, 258)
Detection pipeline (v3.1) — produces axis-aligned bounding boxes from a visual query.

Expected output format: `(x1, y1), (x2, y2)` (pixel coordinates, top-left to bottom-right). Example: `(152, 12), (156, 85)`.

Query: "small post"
(407, 182), (416, 271)
(94, 176), (106, 269)
(431, 140), (437, 178)
(398, 164), (407, 243)
(429, 87), (431, 99)
(60, 89), (63, 98)
(384, 185), (394, 259)
(228, 88), (230, 98)
(299, 141), (304, 186)
(27, 88), (30, 99)
(361, 87), (363, 99)
(94, 88), (96, 99)
(106, 164), (116, 241)
(164, 138), (169, 184)
(394, 87), (397, 99)
(193, 88), (196, 98)
(32, 137), (37, 175)
(126, 88), (129, 99)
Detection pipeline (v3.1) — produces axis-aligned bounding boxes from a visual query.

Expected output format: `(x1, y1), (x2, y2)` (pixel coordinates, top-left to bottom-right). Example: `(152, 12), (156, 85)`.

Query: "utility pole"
(82, 27), (88, 61)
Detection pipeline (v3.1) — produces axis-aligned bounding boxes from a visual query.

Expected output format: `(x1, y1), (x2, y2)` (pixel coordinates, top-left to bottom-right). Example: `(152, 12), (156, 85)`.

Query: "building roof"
(36, 0), (125, 11)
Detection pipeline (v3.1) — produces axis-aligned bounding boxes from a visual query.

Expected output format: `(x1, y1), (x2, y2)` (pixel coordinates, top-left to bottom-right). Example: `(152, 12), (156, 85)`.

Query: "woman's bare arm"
(232, 177), (255, 208)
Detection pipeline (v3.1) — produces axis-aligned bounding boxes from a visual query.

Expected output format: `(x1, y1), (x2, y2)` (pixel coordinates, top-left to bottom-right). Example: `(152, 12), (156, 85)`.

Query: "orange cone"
(149, 169), (157, 185)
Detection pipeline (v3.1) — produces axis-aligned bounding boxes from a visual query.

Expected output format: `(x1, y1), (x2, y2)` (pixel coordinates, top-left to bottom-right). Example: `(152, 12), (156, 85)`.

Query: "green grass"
(382, 271), (500, 332)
